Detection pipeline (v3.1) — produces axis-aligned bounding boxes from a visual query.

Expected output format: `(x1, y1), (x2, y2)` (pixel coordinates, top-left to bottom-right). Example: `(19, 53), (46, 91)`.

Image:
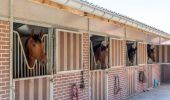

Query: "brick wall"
(0, 20), (10, 100)
(108, 67), (128, 100)
(53, 33), (89, 100)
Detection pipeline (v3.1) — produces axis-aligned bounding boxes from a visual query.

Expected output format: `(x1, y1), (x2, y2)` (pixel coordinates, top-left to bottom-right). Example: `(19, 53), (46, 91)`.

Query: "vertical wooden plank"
(42, 78), (47, 100)
(103, 71), (106, 100)
(24, 80), (29, 100)
(34, 79), (39, 100)
(15, 81), (20, 100)
(57, 31), (60, 72)
(101, 71), (103, 100)
(159, 45), (162, 63)
(165, 45), (167, 63)
(19, 81), (24, 100)
(29, 79), (34, 100)
(92, 72), (95, 100)
(162, 46), (165, 63)
(59, 31), (64, 71)
(38, 78), (43, 100)
(112, 40), (115, 66)
(96, 72), (99, 100)
(64, 32), (67, 71)
(79, 34), (82, 68)
(67, 33), (71, 70)
(119, 40), (121, 66)
(76, 34), (80, 70)
(73, 34), (77, 70)
(115, 40), (117, 66)
(70, 33), (73, 70)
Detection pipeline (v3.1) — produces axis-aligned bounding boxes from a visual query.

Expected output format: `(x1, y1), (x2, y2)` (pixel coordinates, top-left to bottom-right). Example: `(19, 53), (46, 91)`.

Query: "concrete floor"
(128, 84), (170, 100)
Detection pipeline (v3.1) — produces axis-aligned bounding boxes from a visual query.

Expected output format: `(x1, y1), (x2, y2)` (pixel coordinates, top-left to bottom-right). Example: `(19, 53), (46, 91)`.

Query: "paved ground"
(128, 84), (170, 100)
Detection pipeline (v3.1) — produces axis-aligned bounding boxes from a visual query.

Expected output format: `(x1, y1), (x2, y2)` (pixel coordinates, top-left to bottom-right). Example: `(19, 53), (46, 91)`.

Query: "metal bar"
(20, 44), (23, 77)
(17, 37), (19, 78)
(9, 0), (14, 98)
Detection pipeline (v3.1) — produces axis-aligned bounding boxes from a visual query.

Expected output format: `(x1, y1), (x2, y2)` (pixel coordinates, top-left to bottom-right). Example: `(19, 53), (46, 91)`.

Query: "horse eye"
(33, 43), (36, 47)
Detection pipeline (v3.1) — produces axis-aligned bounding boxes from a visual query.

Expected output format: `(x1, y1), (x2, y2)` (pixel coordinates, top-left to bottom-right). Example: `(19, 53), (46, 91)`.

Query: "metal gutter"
(51, 0), (170, 38)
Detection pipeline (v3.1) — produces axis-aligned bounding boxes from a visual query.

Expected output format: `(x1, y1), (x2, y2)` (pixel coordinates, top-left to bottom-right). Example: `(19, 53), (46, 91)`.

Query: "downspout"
(9, 0), (14, 100)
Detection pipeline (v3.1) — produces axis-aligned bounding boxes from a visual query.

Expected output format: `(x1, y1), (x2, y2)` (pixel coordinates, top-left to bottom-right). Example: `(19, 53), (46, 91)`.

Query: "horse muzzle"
(40, 55), (47, 65)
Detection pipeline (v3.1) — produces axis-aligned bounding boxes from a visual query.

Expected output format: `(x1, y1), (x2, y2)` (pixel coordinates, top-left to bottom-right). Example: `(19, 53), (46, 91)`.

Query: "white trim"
(90, 32), (109, 37)
(57, 70), (82, 74)
(0, 15), (9, 21)
(13, 75), (51, 81)
(90, 69), (106, 72)
(126, 39), (137, 42)
(109, 66), (124, 69)
(55, 29), (59, 73)
(111, 37), (124, 40)
(138, 64), (146, 66)
(57, 29), (81, 34)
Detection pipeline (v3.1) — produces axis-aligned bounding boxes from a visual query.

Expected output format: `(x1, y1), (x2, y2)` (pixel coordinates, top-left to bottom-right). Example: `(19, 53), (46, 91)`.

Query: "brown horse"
(25, 30), (47, 69)
(94, 41), (109, 69)
(147, 44), (155, 62)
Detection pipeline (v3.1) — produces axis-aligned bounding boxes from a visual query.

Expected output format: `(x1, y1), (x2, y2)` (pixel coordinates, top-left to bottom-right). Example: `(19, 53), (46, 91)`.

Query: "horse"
(127, 42), (137, 65)
(93, 41), (109, 69)
(25, 30), (47, 69)
(147, 44), (155, 62)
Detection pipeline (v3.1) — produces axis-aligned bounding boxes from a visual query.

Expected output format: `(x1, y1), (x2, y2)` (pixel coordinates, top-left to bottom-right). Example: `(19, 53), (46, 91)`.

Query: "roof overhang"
(32, 0), (170, 39)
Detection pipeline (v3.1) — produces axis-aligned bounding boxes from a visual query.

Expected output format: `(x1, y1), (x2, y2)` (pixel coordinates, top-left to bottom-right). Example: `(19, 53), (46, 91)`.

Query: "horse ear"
(39, 30), (43, 38)
(31, 29), (34, 36)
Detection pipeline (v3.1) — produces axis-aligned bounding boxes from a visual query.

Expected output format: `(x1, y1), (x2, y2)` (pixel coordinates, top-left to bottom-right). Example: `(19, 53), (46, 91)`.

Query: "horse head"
(25, 30), (47, 68)
(127, 43), (137, 64)
(147, 44), (155, 62)
(94, 41), (109, 69)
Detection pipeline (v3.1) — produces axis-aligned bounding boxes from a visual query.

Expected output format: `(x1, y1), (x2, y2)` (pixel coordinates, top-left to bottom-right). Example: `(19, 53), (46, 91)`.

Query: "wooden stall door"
(14, 77), (51, 100)
(90, 70), (107, 100)
(126, 67), (137, 97)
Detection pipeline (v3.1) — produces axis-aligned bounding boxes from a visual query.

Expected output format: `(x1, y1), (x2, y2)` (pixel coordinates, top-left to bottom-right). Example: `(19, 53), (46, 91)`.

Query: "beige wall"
(0, 0), (163, 41)
(126, 27), (147, 41)
(0, 0), (9, 17)
(13, 0), (88, 30)
(89, 19), (125, 38)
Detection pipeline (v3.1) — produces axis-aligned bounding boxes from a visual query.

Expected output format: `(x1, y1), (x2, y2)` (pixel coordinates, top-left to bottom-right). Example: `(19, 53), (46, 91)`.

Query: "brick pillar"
(0, 20), (10, 100)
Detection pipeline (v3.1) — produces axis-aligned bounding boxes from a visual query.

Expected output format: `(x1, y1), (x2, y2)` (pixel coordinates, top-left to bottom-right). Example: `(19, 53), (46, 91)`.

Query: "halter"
(114, 75), (121, 95)
(71, 83), (78, 100)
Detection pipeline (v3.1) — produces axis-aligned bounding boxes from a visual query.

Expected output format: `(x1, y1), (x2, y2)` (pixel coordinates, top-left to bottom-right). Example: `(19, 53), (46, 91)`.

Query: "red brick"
(2, 29), (9, 33)
(2, 70), (9, 74)
(0, 25), (6, 29)
(2, 21), (9, 25)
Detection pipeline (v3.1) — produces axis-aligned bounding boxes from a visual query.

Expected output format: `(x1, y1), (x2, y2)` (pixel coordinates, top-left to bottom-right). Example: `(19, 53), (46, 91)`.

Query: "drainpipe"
(9, 0), (14, 100)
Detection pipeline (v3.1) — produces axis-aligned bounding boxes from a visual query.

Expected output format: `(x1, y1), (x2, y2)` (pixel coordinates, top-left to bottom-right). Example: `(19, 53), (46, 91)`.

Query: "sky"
(87, 0), (170, 33)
